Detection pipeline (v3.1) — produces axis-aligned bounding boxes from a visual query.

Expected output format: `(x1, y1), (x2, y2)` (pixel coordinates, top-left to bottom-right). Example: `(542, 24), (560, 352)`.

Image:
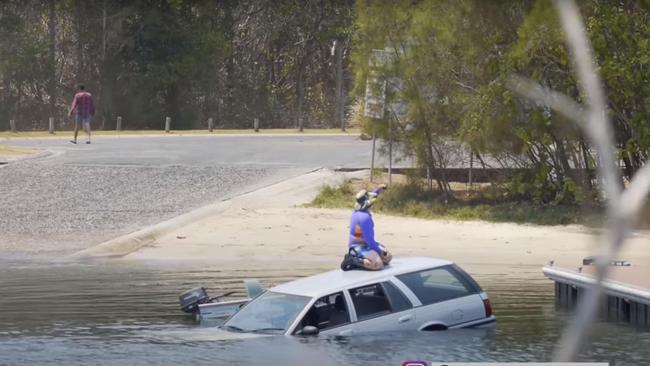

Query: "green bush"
(309, 181), (605, 226)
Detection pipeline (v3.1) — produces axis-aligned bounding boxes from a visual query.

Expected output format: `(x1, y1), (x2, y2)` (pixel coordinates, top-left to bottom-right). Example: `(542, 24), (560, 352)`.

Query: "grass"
(0, 128), (360, 139)
(307, 179), (605, 226)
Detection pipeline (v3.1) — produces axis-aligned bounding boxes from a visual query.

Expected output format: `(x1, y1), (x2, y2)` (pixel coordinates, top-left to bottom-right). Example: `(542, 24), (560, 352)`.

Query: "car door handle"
(398, 315), (413, 323)
(338, 329), (353, 336)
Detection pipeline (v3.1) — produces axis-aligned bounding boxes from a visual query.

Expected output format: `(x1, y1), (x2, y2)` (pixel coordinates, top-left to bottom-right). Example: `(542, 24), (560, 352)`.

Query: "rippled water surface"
(0, 260), (648, 365)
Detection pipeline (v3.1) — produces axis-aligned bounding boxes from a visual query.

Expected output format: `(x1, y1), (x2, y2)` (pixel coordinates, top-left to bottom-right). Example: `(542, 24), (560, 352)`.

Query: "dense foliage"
(0, 0), (354, 130)
(2, 0), (648, 205)
(353, 0), (649, 204)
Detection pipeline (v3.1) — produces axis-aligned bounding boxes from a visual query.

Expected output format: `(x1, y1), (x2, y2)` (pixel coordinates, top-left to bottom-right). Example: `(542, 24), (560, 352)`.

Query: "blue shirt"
(348, 210), (381, 254)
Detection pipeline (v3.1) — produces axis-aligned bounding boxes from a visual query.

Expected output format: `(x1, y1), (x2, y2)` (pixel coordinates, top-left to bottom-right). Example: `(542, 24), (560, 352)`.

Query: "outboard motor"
(179, 287), (210, 314)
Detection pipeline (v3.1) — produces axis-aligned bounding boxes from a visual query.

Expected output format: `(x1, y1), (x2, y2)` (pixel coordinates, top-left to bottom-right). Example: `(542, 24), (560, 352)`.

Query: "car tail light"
(483, 298), (493, 317)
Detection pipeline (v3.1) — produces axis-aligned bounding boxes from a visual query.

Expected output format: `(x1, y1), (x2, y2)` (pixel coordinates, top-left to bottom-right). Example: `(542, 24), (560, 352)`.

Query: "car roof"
(269, 256), (453, 298)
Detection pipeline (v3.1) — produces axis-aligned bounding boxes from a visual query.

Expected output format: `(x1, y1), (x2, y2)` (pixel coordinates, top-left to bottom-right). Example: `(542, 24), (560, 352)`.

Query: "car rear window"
(349, 283), (392, 321)
(396, 266), (475, 305)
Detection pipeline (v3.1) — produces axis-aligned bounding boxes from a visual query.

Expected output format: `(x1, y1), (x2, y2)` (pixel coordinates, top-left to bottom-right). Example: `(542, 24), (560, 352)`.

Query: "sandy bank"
(123, 173), (650, 273)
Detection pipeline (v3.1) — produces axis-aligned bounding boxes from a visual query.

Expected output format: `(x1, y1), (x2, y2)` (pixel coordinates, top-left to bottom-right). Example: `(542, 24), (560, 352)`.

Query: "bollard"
(116, 116), (122, 131)
(253, 118), (259, 132)
(208, 117), (213, 132)
(298, 117), (303, 132)
(48, 117), (54, 134)
(165, 117), (171, 133)
(9, 119), (16, 133)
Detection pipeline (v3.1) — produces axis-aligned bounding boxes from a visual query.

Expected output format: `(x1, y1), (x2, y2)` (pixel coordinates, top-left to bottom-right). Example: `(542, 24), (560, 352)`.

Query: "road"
(4, 134), (385, 167)
(0, 135), (382, 258)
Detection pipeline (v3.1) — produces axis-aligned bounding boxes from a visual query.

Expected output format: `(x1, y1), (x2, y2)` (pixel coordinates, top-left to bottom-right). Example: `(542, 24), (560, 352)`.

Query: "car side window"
(349, 283), (392, 321)
(295, 292), (350, 332)
(396, 266), (474, 305)
(382, 281), (412, 312)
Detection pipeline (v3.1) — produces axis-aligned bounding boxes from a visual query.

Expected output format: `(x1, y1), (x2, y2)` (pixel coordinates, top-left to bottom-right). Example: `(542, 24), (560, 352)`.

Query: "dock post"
(9, 119), (16, 133)
(208, 117), (213, 132)
(165, 117), (171, 133)
(116, 116), (122, 131)
(254, 118), (259, 132)
(631, 302), (639, 326)
(48, 117), (54, 134)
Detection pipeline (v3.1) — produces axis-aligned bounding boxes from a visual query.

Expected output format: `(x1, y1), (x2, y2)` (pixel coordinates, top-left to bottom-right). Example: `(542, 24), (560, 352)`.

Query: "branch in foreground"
(506, 76), (587, 125)
(508, 0), (650, 362)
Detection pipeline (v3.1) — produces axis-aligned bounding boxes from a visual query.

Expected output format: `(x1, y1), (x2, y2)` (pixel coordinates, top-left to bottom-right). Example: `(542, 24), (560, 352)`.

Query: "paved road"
(5, 135), (384, 168)
(0, 135), (381, 258)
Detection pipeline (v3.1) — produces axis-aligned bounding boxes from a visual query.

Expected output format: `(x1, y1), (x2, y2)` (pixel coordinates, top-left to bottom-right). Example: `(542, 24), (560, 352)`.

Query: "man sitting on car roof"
(341, 184), (392, 271)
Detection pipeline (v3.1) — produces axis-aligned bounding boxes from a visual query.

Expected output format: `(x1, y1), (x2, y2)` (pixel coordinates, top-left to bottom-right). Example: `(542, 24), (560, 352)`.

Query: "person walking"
(68, 85), (95, 144)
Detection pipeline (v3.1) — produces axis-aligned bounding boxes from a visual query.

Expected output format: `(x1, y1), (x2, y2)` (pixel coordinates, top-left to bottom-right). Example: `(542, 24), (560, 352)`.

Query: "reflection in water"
(0, 259), (648, 365)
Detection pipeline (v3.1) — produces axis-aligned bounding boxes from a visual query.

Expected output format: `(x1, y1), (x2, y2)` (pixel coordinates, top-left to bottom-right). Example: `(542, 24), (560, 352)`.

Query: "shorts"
(76, 115), (91, 127)
(350, 244), (383, 258)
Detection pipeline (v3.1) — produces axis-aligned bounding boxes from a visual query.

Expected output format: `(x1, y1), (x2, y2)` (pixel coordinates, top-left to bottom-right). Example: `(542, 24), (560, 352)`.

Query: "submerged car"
(219, 257), (495, 336)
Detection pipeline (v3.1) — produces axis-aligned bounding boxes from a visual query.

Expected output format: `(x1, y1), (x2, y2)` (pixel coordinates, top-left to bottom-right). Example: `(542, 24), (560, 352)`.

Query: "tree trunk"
(334, 40), (344, 130)
(422, 123), (445, 192)
(579, 138), (594, 190)
(295, 59), (305, 129)
(98, 0), (106, 130)
(48, 1), (56, 119)
(75, 1), (84, 80)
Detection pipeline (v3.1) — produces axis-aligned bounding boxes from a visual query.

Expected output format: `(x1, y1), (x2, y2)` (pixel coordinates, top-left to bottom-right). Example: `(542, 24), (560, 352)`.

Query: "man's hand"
(377, 183), (388, 190)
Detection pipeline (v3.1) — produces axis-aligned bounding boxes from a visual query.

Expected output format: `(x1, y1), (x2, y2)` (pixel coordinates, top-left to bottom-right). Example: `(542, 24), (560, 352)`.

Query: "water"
(0, 259), (648, 365)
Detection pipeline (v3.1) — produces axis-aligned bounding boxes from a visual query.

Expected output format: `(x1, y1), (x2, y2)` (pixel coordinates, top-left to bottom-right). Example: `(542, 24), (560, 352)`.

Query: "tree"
(352, 0), (649, 204)
(0, 0), (355, 131)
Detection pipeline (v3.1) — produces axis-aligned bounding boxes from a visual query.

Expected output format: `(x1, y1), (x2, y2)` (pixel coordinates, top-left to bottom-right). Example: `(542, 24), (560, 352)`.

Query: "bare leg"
(361, 251), (384, 270)
(72, 121), (79, 143)
(378, 244), (392, 265)
(84, 121), (91, 143)
(381, 250), (392, 265)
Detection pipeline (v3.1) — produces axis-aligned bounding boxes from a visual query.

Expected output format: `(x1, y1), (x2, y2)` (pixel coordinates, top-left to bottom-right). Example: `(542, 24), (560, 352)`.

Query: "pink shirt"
(70, 91), (95, 118)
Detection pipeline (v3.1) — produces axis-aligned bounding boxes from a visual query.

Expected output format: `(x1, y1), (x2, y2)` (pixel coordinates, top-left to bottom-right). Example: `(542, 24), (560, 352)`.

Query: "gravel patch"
(0, 160), (274, 256)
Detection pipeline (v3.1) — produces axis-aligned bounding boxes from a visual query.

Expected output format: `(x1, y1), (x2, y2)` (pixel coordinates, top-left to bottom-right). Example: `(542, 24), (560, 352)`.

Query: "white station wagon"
(219, 257), (495, 336)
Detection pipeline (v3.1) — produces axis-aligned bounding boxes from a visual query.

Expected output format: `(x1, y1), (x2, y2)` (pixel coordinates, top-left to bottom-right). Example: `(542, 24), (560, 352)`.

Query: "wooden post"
(9, 119), (16, 133)
(334, 40), (345, 132)
(208, 117), (213, 132)
(298, 117), (303, 132)
(165, 117), (171, 133)
(48, 117), (54, 134)
(370, 129), (376, 183)
(469, 150), (473, 190)
(253, 118), (259, 132)
(388, 117), (393, 185)
(427, 166), (433, 190)
(116, 116), (122, 131)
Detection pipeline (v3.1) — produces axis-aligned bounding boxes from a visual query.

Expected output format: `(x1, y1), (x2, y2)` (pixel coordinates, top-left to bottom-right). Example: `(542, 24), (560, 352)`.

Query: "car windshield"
(223, 291), (311, 333)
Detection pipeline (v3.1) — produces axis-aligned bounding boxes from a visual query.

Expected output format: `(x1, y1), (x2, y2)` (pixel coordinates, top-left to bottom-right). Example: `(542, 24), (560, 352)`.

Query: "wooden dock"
(542, 260), (650, 327)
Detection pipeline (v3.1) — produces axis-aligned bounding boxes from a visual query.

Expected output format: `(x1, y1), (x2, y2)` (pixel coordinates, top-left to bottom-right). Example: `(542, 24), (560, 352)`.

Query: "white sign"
(364, 74), (386, 119)
(363, 49), (391, 120)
